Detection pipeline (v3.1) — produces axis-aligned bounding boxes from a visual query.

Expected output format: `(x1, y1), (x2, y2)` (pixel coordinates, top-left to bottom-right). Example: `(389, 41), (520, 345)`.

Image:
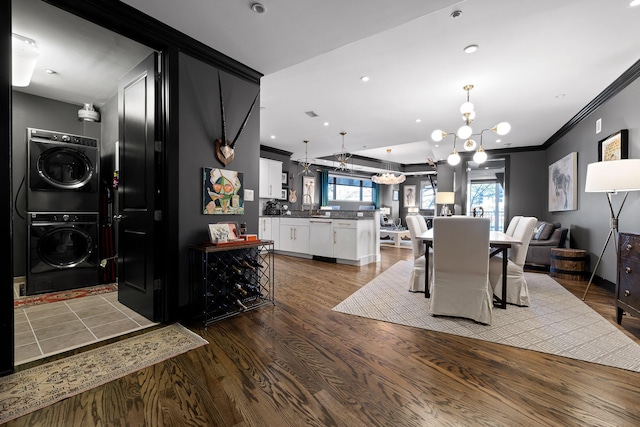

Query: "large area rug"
(333, 260), (640, 373)
(0, 323), (208, 424)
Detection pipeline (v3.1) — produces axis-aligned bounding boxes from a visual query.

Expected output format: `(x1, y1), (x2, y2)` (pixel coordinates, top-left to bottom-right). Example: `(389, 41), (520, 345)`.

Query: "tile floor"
(14, 291), (157, 366)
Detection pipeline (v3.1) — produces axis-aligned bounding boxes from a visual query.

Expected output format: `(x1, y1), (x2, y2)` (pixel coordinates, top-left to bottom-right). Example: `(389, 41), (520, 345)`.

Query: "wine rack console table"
(189, 240), (274, 326)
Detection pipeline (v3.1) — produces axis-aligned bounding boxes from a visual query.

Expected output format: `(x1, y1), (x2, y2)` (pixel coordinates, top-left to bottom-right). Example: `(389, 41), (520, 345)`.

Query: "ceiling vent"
(305, 111), (318, 117)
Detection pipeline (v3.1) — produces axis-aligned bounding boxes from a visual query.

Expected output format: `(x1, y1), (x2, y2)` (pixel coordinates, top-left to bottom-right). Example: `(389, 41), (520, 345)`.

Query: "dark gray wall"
(178, 52), (260, 306)
(11, 91), (103, 276)
(545, 77), (640, 283)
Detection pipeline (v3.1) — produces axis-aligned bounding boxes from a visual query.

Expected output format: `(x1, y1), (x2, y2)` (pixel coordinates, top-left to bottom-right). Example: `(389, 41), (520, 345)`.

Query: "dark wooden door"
(117, 52), (159, 321)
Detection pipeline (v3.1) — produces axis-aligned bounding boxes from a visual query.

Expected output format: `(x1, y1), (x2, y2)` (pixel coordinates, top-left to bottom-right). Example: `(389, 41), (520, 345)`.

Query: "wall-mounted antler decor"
(215, 72), (260, 166)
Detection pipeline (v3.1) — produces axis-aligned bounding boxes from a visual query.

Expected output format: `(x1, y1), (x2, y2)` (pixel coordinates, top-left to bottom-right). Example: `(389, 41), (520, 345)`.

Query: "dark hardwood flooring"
(8, 247), (640, 426)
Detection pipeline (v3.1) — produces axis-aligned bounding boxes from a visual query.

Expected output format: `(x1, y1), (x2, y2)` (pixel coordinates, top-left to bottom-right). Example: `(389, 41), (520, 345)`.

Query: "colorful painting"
(203, 167), (244, 215)
(548, 152), (577, 212)
(598, 129), (628, 162)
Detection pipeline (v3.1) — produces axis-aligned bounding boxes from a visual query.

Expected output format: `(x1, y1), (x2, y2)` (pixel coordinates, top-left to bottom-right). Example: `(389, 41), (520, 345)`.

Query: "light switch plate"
(596, 118), (602, 134)
(244, 189), (254, 201)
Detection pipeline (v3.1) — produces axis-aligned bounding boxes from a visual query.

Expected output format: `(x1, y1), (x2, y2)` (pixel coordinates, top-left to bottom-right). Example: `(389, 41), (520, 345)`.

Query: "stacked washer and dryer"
(26, 128), (100, 295)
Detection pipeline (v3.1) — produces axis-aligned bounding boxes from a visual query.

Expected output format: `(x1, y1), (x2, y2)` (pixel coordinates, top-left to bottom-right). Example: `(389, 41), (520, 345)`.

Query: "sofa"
(525, 220), (568, 268)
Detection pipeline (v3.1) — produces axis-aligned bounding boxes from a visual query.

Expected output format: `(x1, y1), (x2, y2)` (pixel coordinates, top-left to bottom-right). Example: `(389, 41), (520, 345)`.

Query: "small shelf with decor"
(188, 240), (274, 326)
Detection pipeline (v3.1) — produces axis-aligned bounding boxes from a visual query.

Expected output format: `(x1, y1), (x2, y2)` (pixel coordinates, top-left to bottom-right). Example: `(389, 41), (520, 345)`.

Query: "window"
(328, 174), (373, 202)
(468, 179), (504, 231)
(420, 177), (437, 210)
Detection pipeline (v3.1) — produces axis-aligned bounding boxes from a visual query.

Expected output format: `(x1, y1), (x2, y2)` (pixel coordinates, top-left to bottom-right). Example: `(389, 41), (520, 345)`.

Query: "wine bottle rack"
(189, 240), (274, 326)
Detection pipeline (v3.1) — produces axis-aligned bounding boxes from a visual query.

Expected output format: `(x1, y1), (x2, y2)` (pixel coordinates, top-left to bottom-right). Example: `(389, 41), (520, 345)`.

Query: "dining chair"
(489, 216), (538, 306)
(505, 215), (523, 236)
(430, 216), (493, 325)
(405, 215), (432, 293)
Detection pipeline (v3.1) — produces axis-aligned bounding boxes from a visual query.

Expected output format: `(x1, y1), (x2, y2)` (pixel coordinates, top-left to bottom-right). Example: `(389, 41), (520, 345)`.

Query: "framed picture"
(282, 172), (288, 185)
(217, 221), (239, 239)
(404, 185), (416, 207)
(548, 152), (577, 212)
(202, 167), (244, 215)
(598, 129), (628, 162)
(302, 175), (315, 205)
(393, 190), (399, 201)
(208, 223), (231, 243)
(280, 189), (287, 200)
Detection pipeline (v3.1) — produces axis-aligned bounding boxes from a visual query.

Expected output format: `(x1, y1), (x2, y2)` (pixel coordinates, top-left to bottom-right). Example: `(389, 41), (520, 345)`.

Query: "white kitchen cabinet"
(333, 220), (359, 260)
(309, 219), (333, 257)
(259, 158), (282, 199)
(279, 218), (310, 254)
(258, 217), (279, 250)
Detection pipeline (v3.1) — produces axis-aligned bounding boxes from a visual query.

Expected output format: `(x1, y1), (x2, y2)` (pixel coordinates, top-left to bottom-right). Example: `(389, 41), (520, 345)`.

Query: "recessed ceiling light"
(496, 139), (502, 143)
(323, 122), (329, 126)
(360, 76), (370, 82)
(463, 44), (478, 54)
(555, 93), (566, 98)
(45, 69), (56, 74)
(450, 10), (462, 19)
(270, 135), (275, 139)
(416, 119), (422, 123)
(630, 0), (640, 6)
(251, 3), (266, 14)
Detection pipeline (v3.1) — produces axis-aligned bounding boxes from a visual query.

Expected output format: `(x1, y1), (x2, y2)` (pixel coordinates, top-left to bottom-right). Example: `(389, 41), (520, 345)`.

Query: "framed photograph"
(548, 152), (577, 212)
(302, 175), (315, 206)
(203, 167), (244, 215)
(282, 172), (288, 185)
(280, 189), (287, 200)
(208, 223), (231, 243)
(404, 185), (416, 207)
(393, 190), (399, 201)
(217, 221), (240, 239)
(598, 129), (628, 162)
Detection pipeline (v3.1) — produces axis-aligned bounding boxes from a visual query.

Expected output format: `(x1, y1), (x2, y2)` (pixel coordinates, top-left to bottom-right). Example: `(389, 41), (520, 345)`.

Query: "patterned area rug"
(333, 260), (640, 372)
(14, 283), (118, 308)
(0, 323), (208, 424)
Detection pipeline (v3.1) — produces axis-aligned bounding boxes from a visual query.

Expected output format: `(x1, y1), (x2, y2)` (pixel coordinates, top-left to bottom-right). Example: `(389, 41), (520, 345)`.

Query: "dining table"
(416, 229), (522, 309)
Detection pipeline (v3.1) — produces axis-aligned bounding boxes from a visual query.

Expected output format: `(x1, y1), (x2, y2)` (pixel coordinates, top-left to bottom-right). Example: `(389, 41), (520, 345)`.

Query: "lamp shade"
(436, 191), (455, 204)
(585, 159), (640, 192)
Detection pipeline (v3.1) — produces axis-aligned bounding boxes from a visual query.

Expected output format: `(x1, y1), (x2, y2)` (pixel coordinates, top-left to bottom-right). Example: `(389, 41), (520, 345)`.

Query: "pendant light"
(431, 84), (510, 165)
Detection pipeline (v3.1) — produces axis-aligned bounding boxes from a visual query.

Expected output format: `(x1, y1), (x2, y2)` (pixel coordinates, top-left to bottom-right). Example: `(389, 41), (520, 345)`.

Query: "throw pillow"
(537, 222), (556, 240)
(533, 222), (547, 240)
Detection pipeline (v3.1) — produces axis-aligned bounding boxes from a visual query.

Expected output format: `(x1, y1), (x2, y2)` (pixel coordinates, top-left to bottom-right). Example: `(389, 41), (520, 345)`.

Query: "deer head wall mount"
(215, 72), (260, 166)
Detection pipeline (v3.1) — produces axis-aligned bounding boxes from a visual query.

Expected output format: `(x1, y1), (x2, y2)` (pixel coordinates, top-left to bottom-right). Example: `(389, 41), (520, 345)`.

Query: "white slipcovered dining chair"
(505, 215), (523, 236)
(489, 216), (538, 306)
(405, 215), (433, 293)
(430, 216), (493, 325)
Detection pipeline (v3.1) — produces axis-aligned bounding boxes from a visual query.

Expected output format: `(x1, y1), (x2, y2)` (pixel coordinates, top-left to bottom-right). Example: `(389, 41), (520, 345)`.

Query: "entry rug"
(0, 323), (208, 424)
(14, 283), (118, 308)
(333, 260), (640, 373)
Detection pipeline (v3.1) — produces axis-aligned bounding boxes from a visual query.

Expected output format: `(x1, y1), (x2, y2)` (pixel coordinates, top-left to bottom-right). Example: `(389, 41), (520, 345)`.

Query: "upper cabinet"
(259, 158), (282, 198)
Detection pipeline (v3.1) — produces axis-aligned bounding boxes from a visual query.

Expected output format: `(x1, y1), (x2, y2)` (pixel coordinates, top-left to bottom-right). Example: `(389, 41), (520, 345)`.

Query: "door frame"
(2, 0), (261, 375)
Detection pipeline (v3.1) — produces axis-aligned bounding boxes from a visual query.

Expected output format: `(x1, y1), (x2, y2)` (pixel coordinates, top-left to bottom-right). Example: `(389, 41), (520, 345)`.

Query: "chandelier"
(372, 149), (406, 185)
(431, 84), (510, 165)
(334, 131), (353, 172)
(297, 140), (313, 176)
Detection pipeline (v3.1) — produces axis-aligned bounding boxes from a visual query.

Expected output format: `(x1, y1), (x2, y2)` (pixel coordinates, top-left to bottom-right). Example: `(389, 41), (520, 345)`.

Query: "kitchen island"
(259, 210), (380, 266)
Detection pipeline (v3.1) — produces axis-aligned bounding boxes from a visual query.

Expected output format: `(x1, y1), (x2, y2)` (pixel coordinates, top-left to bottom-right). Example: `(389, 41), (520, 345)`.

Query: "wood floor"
(7, 247), (640, 426)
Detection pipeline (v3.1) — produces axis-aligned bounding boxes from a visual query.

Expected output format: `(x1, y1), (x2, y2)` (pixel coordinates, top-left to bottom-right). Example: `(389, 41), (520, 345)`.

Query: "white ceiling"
(12, 0), (640, 170)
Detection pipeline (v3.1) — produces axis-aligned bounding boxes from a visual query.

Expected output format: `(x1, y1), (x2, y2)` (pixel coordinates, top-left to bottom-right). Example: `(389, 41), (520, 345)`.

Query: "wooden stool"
(550, 248), (589, 281)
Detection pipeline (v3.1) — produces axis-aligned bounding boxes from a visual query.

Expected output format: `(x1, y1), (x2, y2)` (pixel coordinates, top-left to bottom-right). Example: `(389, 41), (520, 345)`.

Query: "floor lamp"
(582, 159), (640, 300)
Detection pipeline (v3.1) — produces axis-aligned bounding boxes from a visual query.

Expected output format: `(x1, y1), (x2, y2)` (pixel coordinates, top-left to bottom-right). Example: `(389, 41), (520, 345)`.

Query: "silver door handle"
(113, 214), (125, 221)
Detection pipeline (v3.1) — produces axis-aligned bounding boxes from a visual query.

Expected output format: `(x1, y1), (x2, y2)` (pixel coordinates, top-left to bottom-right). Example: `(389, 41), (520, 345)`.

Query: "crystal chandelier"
(297, 140), (313, 176)
(431, 84), (510, 165)
(334, 131), (353, 172)
(372, 149), (406, 185)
